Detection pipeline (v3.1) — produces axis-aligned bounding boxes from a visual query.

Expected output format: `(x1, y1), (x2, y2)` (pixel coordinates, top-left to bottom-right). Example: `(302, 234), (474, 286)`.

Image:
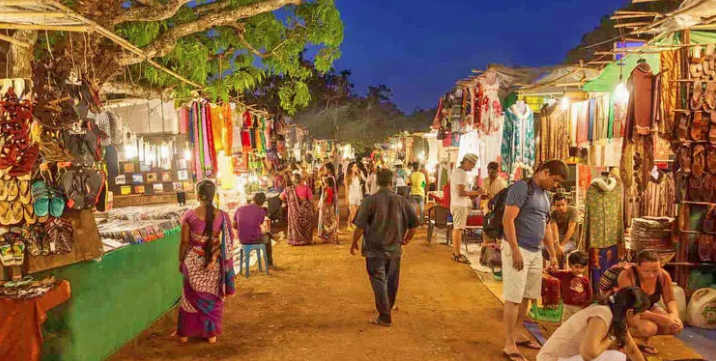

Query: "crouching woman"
(537, 287), (650, 361)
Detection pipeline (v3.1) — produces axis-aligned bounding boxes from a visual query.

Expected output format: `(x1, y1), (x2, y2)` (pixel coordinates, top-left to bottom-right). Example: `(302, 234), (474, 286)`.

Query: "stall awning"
(520, 66), (600, 95)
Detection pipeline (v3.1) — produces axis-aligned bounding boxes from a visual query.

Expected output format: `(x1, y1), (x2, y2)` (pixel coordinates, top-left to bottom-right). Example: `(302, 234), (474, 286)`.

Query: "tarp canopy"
(520, 66), (600, 95)
(583, 31), (716, 93)
(641, 0), (716, 35)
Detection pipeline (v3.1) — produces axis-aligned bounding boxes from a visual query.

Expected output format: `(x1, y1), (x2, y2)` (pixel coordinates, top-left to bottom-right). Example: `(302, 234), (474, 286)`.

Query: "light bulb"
(560, 96), (570, 110)
(184, 149), (192, 160)
(615, 82), (630, 104)
(160, 146), (170, 159)
(124, 144), (137, 159)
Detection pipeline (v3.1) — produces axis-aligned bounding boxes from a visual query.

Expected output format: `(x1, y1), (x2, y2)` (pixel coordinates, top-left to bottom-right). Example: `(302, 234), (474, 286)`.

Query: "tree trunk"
(7, 30), (37, 78)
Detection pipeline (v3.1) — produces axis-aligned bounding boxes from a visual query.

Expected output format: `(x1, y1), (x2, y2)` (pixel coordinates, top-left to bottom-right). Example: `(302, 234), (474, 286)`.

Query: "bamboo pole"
(0, 11), (65, 18)
(0, 0), (42, 4)
(614, 22), (652, 28)
(0, 32), (29, 47)
(610, 14), (657, 20)
(0, 23), (88, 31)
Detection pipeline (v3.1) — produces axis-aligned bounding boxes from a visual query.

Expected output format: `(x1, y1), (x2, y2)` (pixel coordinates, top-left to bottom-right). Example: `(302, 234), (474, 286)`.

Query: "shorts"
(349, 192), (362, 206)
(501, 241), (543, 303)
(450, 206), (468, 229)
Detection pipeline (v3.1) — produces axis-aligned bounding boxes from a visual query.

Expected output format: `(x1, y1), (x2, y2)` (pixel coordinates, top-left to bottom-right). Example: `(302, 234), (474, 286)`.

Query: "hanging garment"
(657, 49), (687, 139)
(575, 100), (590, 144)
(480, 77), (503, 135)
(588, 98), (595, 141)
(539, 103), (570, 163)
(222, 103), (232, 155)
(432, 97), (444, 130)
(581, 177), (624, 250)
(179, 106), (190, 134)
(569, 101), (580, 147)
(612, 94), (628, 139)
(626, 62), (656, 137)
(501, 104), (535, 174)
(209, 104), (225, 154)
(642, 170), (677, 218)
(264, 118), (273, 150)
(468, 85), (477, 128)
(593, 95), (610, 141)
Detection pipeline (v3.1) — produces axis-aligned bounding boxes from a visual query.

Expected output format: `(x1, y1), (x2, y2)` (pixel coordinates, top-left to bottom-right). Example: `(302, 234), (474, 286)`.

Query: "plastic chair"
(427, 205), (452, 244)
(239, 243), (270, 278)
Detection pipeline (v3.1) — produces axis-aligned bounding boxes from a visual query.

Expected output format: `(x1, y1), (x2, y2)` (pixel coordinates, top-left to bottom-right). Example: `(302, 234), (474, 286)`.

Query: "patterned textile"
(501, 104), (535, 174)
(657, 49), (685, 139)
(581, 177), (624, 250)
(538, 103), (570, 163)
(317, 187), (337, 243)
(641, 170), (677, 218)
(479, 77), (503, 135)
(178, 210), (235, 339)
(285, 186), (314, 246)
(574, 100), (590, 144)
(626, 63), (656, 137)
(589, 245), (619, 291)
(593, 95), (610, 141)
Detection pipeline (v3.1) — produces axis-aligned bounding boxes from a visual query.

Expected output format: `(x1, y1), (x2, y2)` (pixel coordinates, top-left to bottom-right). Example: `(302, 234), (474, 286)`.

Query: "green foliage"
(112, 0), (344, 113)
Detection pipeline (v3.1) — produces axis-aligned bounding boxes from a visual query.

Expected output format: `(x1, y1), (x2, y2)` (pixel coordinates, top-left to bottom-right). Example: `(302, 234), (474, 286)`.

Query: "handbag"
(479, 244), (502, 268)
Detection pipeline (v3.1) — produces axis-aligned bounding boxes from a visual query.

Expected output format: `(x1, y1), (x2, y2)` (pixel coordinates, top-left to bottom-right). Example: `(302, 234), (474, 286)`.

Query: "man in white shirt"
(484, 161), (507, 198)
(450, 153), (484, 263)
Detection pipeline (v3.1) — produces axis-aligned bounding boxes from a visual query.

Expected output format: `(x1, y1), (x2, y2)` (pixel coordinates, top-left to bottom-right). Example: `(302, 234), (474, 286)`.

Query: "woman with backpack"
(536, 287), (650, 361)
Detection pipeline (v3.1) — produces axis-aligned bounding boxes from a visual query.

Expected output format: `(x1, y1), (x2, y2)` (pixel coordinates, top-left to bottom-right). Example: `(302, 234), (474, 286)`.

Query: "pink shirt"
(281, 184), (313, 201)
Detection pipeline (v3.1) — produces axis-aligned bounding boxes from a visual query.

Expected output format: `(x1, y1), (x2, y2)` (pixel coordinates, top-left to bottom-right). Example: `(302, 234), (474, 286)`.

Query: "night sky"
(332, 0), (630, 113)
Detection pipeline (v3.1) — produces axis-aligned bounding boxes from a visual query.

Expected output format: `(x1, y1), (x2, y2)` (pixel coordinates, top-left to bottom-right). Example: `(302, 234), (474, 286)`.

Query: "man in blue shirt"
(501, 160), (568, 361)
(351, 169), (419, 327)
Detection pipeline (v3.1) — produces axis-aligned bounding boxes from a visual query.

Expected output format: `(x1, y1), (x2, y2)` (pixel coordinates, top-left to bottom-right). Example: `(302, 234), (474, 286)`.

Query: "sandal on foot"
(452, 254), (470, 264)
(516, 340), (542, 350)
(369, 316), (391, 327)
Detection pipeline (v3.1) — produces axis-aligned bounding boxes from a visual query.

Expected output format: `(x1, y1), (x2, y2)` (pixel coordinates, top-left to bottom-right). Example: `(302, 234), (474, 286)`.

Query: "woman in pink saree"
(177, 180), (236, 343)
(280, 173), (315, 246)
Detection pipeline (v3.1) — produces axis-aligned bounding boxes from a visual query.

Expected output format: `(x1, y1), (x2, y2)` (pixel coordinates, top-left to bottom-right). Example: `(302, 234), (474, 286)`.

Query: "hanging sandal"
(0, 241), (13, 266)
(23, 226), (41, 257)
(5, 177), (19, 202)
(8, 200), (24, 225)
(692, 112), (708, 141)
(691, 46), (705, 78)
(692, 81), (705, 110)
(691, 174), (705, 202)
(693, 144), (707, 177)
(23, 202), (36, 225)
(678, 145), (692, 173)
(18, 178), (31, 205)
(703, 173), (714, 201)
(708, 147), (716, 174)
(677, 112), (691, 141)
(706, 81), (716, 111)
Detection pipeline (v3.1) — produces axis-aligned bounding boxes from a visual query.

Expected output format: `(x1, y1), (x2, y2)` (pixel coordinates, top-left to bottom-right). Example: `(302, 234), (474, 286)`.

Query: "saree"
(178, 210), (236, 338)
(285, 186), (314, 246)
(317, 188), (337, 243)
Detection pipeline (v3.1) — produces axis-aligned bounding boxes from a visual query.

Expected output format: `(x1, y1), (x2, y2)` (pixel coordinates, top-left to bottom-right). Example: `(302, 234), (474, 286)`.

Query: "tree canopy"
(1, 0), (344, 114)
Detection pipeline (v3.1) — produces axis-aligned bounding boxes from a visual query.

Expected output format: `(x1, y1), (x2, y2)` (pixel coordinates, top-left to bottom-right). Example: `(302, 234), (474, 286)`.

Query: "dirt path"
(110, 226), (533, 361)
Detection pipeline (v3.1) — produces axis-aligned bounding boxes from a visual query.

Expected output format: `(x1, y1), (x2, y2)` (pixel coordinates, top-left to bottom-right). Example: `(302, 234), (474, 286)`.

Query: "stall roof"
(583, 31), (716, 93)
(637, 0), (716, 35)
(519, 66), (600, 95)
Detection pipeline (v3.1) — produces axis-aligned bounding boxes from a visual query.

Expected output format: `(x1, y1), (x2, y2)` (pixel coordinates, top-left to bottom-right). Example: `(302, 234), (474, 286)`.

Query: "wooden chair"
(427, 205), (452, 244)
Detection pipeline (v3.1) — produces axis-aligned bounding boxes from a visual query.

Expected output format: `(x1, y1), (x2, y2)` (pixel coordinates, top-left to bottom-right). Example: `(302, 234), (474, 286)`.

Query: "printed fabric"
(626, 62), (655, 137)
(539, 103), (570, 163)
(581, 177), (624, 250)
(501, 104), (535, 174)
(593, 95), (610, 141)
(479, 77), (503, 135)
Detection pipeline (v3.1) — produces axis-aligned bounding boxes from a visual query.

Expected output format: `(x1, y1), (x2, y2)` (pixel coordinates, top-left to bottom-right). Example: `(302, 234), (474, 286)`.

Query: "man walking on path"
(450, 153), (484, 264)
(501, 159), (568, 361)
(351, 169), (419, 327)
(408, 161), (427, 223)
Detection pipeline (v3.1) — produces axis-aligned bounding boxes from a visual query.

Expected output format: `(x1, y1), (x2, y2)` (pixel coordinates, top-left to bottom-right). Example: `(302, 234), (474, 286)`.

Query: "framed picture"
(146, 173), (158, 183)
(120, 186), (132, 195)
(177, 170), (189, 181)
(134, 185), (145, 194)
(132, 174), (144, 184)
(114, 175), (126, 185)
(173, 182), (182, 191)
(161, 172), (172, 182)
(153, 183), (164, 193)
(176, 159), (188, 170)
(122, 162), (135, 173)
(139, 162), (151, 172)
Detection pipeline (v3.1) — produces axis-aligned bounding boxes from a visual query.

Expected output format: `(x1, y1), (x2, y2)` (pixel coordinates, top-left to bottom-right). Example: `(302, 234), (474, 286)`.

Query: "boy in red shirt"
(548, 251), (592, 320)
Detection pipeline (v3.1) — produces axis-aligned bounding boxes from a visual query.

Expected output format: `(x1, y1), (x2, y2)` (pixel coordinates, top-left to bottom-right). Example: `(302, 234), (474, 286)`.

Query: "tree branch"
(118, 0), (301, 65)
(100, 81), (172, 99)
(112, 0), (194, 26)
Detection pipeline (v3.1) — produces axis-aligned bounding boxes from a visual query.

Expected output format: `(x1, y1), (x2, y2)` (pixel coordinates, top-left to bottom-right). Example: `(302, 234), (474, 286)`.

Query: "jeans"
(410, 195), (425, 223)
(366, 256), (401, 324)
(260, 233), (274, 267)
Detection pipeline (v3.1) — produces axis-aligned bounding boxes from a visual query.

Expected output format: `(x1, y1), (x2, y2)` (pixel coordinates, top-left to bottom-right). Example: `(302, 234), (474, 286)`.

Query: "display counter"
(40, 233), (181, 361)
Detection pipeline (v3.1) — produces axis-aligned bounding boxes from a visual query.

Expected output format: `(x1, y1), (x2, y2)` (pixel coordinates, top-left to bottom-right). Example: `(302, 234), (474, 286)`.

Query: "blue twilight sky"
(331, 0), (629, 113)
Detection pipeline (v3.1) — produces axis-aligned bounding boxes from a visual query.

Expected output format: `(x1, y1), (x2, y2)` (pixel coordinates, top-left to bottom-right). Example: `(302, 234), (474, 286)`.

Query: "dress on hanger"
(479, 77), (503, 135)
(501, 104), (535, 174)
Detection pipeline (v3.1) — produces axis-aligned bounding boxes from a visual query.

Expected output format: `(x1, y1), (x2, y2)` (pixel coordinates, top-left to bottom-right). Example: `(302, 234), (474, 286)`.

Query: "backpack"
(598, 264), (626, 297)
(483, 179), (535, 239)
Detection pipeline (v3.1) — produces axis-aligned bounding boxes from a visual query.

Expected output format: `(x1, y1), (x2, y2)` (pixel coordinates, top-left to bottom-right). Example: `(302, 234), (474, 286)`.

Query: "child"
(548, 251), (592, 321)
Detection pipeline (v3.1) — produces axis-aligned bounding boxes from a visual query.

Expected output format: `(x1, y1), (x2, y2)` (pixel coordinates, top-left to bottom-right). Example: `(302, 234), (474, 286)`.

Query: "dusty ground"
(110, 199), (703, 361)
(110, 225), (540, 361)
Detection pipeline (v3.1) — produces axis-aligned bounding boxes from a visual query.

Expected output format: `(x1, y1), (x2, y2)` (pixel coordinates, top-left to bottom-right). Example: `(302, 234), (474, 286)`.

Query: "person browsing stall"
(501, 159), (567, 361)
(449, 153), (485, 264)
(350, 169), (419, 327)
(484, 161), (507, 198)
(234, 192), (273, 267)
(408, 161), (427, 223)
(548, 193), (578, 267)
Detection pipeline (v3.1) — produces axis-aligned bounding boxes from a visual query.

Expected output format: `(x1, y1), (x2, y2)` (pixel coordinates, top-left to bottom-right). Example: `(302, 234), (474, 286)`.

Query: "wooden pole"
(0, 23), (88, 31)
(0, 32), (29, 47)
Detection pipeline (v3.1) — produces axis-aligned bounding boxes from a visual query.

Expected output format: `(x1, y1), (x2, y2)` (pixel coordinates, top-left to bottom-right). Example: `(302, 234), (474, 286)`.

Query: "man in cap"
(449, 153), (484, 263)
(393, 160), (409, 197)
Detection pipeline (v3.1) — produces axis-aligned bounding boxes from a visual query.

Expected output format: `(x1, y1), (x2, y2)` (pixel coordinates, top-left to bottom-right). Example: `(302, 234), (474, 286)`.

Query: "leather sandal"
(5, 178), (19, 202)
(710, 126), (716, 146)
(691, 174), (705, 201)
(692, 46), (705, 78)
(678, 145), (692, 173)
(23, 202), (36, 225)
(706, 81), (716, 111)
(708, 147), (716, 174)
(692, 112), (709, 141)
(677, 112), (691, 141)
(693, 81), (705, 110)
(705, 44), (716, 77)
(676, 173), (689, 202)
(694, 144), (707, 177)
(704, 173), (714, 201)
